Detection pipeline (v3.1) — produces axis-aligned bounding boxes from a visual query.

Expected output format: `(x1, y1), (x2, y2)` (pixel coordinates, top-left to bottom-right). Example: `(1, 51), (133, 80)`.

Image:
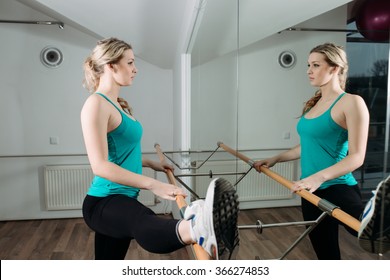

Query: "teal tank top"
(297, 92), (357, 189)
(87, 93), (143, 198)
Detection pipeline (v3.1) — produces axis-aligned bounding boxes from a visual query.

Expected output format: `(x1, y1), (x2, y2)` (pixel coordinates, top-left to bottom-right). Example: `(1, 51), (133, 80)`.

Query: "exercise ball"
(355, 0), (390, 42)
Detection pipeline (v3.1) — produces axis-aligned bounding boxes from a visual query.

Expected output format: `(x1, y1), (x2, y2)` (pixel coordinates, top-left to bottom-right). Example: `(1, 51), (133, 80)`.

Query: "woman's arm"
(253, 144), (301, 171)
(142, 157), (174, 173)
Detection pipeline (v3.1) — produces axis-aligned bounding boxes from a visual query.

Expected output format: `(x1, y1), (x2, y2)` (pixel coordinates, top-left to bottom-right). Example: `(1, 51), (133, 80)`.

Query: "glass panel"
(346, 22), (389, 199)
(237, 2), (349, 159)
(187, 0), (239, 195)
(191, 0), (239, 151)
(189, 0), (389, 205)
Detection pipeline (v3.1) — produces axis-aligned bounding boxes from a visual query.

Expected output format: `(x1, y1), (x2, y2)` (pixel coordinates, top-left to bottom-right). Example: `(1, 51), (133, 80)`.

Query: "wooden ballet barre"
(154, 143), (211, 260)
(217, 141), (361, 232)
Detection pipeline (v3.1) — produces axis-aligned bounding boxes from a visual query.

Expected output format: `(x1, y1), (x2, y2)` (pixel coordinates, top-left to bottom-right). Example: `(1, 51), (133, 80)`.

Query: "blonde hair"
(83, 37), (133, 115)
(302, 43), (349, 115)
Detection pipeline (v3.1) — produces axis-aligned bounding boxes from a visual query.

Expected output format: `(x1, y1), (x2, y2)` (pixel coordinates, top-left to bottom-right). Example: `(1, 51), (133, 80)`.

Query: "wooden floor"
(0, 206), (388, 260)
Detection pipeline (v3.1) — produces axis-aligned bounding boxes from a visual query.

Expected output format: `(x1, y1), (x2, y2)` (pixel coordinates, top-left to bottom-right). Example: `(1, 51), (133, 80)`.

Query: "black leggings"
(82, 194), (185, 260)
(301, 184), (364, 260)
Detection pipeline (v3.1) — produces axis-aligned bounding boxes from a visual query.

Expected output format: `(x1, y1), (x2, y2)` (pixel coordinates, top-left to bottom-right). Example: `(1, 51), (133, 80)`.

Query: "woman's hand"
(144, 159), (174, 173)
(149, 181), (187, 201)
(253, 157), (278, 172)
(253, 146), (300, 173)
(291, 174), (324, 193)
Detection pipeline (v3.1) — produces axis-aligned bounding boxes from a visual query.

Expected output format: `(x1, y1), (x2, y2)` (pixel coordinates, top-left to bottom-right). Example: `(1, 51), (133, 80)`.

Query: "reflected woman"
(253, 43), (388, 259)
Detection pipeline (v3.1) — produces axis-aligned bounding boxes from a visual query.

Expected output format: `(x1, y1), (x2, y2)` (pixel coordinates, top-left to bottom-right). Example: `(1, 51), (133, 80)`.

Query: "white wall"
(191, 52), (238, 150)
(0, 0), (174, 220)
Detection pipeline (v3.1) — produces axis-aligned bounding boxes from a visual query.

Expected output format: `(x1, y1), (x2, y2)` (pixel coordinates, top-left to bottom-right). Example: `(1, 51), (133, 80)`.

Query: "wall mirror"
(188, 0), (389, 208)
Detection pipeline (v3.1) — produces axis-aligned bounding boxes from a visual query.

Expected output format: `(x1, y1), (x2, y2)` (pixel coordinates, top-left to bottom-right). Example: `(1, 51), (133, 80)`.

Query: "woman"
(80, 37), (239, 260)
(254, 43), (369, 259)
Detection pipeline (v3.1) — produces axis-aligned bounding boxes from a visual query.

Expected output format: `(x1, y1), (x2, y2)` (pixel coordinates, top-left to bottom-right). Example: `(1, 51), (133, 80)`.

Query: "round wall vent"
(40, 46), (63, 68)
(278, 50), (296, 69)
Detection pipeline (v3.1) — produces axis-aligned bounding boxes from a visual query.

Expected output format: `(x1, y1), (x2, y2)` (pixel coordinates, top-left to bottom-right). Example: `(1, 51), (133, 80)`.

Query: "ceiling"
(16, 0), (357, 69)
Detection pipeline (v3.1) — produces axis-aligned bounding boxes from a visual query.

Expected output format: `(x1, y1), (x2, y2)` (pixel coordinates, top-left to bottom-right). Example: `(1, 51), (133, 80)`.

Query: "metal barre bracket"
(256, 220), (263, 234)
(318, 198), (339, 214)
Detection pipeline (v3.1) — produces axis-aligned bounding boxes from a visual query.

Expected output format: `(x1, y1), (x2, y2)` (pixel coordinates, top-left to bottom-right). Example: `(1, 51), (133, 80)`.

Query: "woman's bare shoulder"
(82, 93), (106, 110)
(81, 93), (110, 120)
(343, 93), (369, 115)
(342, 93), (366, 106)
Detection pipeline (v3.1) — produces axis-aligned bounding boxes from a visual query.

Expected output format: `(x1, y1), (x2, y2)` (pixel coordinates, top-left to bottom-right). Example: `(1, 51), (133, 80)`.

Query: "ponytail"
(301, 90), (321, 116)
(83, 57), (102, 93)
(117, 97), (133, 116)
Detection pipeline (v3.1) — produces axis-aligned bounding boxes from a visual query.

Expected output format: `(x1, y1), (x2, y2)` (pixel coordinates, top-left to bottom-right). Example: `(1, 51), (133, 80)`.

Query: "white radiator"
(193, 160), (297, 202)
(43, 164), (156, 211)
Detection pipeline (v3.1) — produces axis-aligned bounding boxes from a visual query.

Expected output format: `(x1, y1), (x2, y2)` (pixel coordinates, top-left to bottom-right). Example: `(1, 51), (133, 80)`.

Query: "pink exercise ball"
(355, 0), (390, 42)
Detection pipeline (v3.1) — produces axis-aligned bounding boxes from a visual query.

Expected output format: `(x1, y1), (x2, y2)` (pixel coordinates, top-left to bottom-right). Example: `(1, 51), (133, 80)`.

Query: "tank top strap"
(328, 92), (346, 110)
(95, 92), (122, 113)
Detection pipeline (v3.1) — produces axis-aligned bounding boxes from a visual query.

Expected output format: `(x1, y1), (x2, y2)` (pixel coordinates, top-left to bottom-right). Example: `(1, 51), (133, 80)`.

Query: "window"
(346, 22), (389, 199)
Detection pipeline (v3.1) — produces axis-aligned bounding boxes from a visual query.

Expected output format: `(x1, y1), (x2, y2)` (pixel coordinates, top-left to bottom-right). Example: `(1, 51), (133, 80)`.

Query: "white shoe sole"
(358, 176), (390, 254)
(204, 178), (240, 259)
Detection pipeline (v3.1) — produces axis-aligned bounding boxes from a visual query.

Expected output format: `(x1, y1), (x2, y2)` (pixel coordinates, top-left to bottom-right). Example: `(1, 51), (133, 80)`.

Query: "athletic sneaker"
(184, 177), (240, 259)
(358, 175), (390, 254)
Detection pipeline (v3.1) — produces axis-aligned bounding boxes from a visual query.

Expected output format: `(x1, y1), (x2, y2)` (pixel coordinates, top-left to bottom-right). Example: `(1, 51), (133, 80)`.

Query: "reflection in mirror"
(190, 0), (239, 151)
(346, 21), (389, 197)
(186, 0), (240, 210)
(237, 0), (389, 203)
(188, 0), (389, 209)
(237, 3), (350, 152)
(186, 0), (389, 260)
(234, 2), (353, 210)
